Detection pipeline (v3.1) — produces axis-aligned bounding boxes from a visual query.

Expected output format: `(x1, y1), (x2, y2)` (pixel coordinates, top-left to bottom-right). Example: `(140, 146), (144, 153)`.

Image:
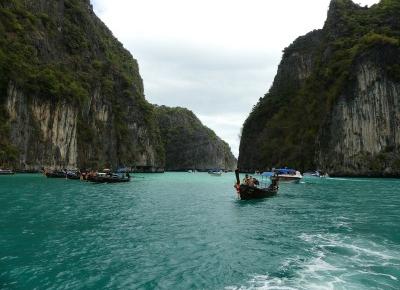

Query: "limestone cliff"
(155, 106), (237, 171)
(318, 47), (400, 176)
(0, 0), (164, 170)
(239, 0), (400, 176)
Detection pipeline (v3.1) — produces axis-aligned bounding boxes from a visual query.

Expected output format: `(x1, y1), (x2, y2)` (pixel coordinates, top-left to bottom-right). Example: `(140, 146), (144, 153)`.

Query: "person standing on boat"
(270, 174), (279, 190)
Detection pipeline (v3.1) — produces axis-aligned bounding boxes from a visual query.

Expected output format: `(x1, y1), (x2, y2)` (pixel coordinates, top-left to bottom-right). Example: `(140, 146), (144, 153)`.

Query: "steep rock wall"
(318, 52), (400, 176)
(155, 106), (237, 171)
(0, 0), (164, 170)
(239, 0), (400, 176)
(4, 81), (163, 170)
(6, 82), (78, 169)
(238, 30), (323, 171)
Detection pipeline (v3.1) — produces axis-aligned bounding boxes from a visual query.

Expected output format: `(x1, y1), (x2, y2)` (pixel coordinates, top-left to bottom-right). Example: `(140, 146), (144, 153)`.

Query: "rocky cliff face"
(0, 0), (164, 170)
(155, 106), (237, 171)
(6, 82), (78, 169)
(318, 47), (400, 176)
(0, 0), (236, 171)
(239, 0), (400, 176)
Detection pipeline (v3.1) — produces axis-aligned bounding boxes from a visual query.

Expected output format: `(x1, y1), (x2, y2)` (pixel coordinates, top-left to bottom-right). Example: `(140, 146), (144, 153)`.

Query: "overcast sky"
(91, 0), (379, 157)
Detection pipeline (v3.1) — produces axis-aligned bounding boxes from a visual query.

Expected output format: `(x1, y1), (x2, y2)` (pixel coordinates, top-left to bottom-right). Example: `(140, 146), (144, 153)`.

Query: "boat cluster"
(256, 168), (329, 183)
(235, 168), (329, 200)
(44, 169), (131, 183)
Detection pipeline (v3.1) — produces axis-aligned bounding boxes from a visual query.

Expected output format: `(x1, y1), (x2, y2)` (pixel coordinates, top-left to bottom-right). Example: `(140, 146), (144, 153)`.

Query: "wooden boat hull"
(66, 173), (80, 180)
(45, 172), (66, 178)
(234, 169), (279, 200)
(238, 184), (278, 200)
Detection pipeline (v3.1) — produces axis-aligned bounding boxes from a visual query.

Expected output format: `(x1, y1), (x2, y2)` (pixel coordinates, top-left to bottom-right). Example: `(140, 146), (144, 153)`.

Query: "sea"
(1, 173), (400, 289)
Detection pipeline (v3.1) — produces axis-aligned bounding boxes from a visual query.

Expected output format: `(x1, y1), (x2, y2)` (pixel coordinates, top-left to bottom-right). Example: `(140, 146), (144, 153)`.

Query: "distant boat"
(273, 168), (302, 183)
(303, 171), (328, 178)
(0, 169), (14, 175)
(208, 170), (222, 176)
(88, 172), (131, 183)
(116, 167), (129, 173)
(188, 170), (193, 173)
(66, 170), (81, 180)
(234, 170), (279, 200)
(45, 170), (66, 178)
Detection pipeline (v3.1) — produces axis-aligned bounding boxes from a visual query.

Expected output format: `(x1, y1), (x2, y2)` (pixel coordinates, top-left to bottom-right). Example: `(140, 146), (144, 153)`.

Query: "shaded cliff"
(155, 106), (237, 171)
(0, 0), (164, 170)
(239, 0), (400, 176)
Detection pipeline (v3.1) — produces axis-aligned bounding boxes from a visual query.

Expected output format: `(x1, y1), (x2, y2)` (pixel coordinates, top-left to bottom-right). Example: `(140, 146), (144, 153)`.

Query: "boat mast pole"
(235, 169), (240, 185)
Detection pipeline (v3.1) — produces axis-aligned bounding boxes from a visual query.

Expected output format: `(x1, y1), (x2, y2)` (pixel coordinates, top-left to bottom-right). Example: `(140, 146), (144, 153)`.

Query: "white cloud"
(91, 0), (379, 156)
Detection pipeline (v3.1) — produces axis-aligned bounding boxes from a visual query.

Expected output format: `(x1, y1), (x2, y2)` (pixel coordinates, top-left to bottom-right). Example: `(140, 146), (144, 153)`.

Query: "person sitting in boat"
(248, 176), (255, 186)
(253, 177), (259, 186)
(242, 174), (249, 185)
(269, 174), (279, 190)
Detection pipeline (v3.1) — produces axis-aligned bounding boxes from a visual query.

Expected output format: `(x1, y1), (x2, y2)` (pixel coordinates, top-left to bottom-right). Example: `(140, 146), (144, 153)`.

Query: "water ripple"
(1, 174), (400, 289)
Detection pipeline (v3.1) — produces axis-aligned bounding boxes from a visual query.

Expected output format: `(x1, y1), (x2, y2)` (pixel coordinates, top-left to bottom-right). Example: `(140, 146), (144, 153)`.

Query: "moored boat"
(273, 168), (302, 183)
(66, 170), (81, 180)
(208, 170), (222, 176)
(0, 169), (15, 175)
(234, 170), (279, 200)
(88, 172), (131, 183)
(45, 170), (66, 178)
(303, 170), (329, 179)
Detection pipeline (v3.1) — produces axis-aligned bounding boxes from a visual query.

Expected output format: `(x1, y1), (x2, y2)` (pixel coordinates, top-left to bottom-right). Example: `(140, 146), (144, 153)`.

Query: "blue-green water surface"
(1, 173), (400, 289)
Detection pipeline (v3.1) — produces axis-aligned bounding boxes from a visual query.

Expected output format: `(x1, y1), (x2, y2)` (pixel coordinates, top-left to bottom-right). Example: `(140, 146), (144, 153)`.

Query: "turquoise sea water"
(1, 173), (400, 289)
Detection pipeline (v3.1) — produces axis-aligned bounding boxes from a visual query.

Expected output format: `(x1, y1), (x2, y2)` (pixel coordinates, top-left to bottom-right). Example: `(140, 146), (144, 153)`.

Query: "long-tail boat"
(88, 172), (131, 183)
(234, 169), (279, 200)
(66, 170), (81, 180)
(45, 170), (66, 178)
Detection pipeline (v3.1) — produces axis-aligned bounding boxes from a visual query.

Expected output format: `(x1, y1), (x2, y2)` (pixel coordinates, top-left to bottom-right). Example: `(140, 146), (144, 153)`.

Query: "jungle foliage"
(0, 0), (162, 166)
(239, 0), (400, 171)
(155, 106), (235, 170)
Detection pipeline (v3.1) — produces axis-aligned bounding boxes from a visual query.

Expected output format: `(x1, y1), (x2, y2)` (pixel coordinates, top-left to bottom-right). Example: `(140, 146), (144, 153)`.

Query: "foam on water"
(1, 173), (400, 289)
(231, 231), (400, 290)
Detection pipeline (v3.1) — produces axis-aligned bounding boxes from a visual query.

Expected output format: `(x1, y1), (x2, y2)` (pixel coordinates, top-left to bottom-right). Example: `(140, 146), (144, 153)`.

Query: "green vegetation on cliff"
(0, 0), (143, 104)
(155, 106), (237, 171)
(239, 0), (400, 174)
(0, 0), (235, 170)
(0, 0), (163, 168)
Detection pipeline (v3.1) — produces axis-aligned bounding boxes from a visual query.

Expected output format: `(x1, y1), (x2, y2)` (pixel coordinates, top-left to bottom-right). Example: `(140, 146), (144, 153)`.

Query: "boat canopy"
(275, 168), (296, 175)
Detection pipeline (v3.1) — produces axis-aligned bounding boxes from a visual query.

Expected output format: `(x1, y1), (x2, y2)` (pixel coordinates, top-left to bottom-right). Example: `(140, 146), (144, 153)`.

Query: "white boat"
(274, 168), (302, 183)
(0, 169), (15, 175)
(303, 171), (329, 179)
(208, 170), (222, 176)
